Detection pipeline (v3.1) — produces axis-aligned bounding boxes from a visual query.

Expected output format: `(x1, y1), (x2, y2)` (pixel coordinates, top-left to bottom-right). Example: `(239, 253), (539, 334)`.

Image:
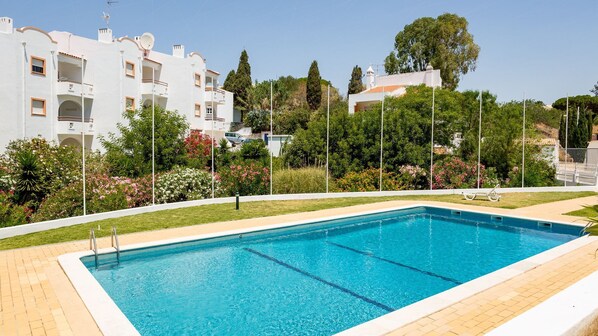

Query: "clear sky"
(4, 0), (597, 104)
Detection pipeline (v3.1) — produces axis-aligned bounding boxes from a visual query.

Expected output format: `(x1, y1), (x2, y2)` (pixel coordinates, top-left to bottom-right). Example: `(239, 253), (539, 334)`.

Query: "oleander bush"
(155, 167), (215, 203)
(184, 130), (215, 169)
(0, 191), (30, 227)
(431, 156), (498, 189)
(218, 162), (269, 196)
(2, 138), (81, 202)
(272, 167), (331, 194)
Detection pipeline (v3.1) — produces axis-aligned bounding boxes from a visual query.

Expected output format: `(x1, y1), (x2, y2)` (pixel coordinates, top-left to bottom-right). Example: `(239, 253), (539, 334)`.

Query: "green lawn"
(564, 206), (598, 218)
(0, 191), (595, 251)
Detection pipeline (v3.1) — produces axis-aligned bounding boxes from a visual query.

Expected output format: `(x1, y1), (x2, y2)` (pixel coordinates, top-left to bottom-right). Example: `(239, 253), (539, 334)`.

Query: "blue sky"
(5, 0), (597, 104)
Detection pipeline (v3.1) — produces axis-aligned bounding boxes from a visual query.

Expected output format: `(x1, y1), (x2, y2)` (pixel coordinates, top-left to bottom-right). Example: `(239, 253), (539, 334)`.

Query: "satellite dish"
(139, 32), (155, 50)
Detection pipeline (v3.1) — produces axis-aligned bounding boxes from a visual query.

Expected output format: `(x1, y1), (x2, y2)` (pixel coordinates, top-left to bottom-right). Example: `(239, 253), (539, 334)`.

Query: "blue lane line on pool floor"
(326, 242), (463, 286)
(243, 248), (394, 313)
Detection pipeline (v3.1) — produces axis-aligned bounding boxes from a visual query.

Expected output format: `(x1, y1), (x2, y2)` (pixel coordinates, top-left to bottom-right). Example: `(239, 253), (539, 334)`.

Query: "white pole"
(22, 42), (26, 140)
(379, 86), (385, 191)
(477, 90), (482, 189)
(81, 55), (86, 215)
(430, 85), (435, 190)
(326, 85), (330, 193)
(522, 93), (526, 188)
(564, 95), (569, 186)
(270, 80), (273, 195)
(211, 86), (215, 198)
(152, 68), (155, 205)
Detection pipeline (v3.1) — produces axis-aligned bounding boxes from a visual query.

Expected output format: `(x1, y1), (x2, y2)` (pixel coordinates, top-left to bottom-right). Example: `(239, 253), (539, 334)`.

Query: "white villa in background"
(0, 17), (234, 151)
(347, 65), (442, 114)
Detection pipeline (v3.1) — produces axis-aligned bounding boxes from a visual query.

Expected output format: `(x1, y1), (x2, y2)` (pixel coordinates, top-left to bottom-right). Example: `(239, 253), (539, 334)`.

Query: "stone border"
(58, 203), (596, 336)
(2, 186), (596, 239)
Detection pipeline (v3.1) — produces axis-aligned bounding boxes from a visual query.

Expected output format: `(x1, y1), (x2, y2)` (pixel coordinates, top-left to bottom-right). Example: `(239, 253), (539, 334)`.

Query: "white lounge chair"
(463, 184), (501, 202)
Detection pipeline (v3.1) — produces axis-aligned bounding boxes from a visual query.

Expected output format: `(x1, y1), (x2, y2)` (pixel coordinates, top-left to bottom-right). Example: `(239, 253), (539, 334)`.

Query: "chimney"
(0, 17), (13, 34)
(98, 28), (113, 43)
(172, 44), (185, 58)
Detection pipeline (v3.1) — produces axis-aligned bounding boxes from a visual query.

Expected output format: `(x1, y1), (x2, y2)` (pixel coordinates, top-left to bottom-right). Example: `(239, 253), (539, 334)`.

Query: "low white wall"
(487, 268), (598, 336)
(0, 186), (596, 240)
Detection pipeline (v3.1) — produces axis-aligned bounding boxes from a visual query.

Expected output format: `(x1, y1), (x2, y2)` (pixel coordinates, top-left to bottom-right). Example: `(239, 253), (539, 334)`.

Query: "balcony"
(57, 80), (94, 98)
(141, 79), (169, 98)
(205, 88), (226, 104)
(56, 116), (94, 135)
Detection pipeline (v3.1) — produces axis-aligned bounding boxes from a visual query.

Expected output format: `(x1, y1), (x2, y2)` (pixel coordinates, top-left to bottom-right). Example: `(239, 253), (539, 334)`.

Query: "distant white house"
(347, 65), (442, 114)
(0, 17), (234, 151)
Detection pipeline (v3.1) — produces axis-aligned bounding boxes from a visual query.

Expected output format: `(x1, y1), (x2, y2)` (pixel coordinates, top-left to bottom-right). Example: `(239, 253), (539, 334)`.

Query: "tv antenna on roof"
(102, 0), (119, 28)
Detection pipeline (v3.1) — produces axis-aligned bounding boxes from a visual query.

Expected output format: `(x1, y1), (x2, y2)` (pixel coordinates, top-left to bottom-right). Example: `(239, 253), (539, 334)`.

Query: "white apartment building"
(347, 65), (441, 114)
(0, 17), (233, 151)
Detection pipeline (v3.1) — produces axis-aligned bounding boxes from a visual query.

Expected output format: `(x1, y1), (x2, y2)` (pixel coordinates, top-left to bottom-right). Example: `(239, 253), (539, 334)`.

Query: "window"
(126, 97), (135, 111)
(206, 107), (213, 115)
(125, 61), (135, 78)
(194, 104), (201, 117)
(31, 98), (46, 116)
(194, 73), (201, 87)
(31, 56), (46, 76)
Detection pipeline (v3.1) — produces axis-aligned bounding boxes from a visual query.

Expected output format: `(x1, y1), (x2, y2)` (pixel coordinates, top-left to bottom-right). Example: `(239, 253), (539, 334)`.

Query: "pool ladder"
(89, 227), (120, 269)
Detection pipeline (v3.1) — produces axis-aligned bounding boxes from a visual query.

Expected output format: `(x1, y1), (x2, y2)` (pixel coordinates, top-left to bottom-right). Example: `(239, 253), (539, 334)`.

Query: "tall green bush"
(218, 162), (269, 196)
(101, 105), (189, 177)
(272, 168), (330, 194)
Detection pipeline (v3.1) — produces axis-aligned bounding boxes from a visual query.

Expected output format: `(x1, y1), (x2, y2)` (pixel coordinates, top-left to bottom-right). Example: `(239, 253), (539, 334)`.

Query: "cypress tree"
(348, 65), (364, 95)
(222, 70), (236, 91)
(306, 60), (322, 110)
(233, 50), (252, 119)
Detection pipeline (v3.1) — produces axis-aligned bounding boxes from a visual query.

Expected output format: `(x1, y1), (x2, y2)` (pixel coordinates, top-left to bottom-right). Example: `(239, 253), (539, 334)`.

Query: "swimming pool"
(74, 206), (581, 335)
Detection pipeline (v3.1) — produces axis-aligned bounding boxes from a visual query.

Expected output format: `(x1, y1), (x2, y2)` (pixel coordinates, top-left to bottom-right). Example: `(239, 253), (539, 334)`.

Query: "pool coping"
(58, 203), (596, 336)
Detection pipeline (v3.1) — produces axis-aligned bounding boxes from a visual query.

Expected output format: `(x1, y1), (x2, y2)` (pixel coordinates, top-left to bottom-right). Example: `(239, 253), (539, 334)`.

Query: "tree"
(306, 60), (322, 110)
(14, 149), (41, 205)
(222, 70), (236, 91)
(100, 105), (189, 177)
(232, 50), (253, 119)
(245, 110), (270, 133)
(384, 51), (400, 75)
(347, 65), (364, 95)
(592, 81), (598, 96)
(385, 13), (480, 90)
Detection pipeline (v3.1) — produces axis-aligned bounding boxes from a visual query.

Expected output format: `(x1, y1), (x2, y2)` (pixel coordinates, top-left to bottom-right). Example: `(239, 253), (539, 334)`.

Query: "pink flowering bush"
(431, 156), (497, 189)
(0, 191), (30, 227)
(218, 162), (270, 196)
(184, 130), (215, 169)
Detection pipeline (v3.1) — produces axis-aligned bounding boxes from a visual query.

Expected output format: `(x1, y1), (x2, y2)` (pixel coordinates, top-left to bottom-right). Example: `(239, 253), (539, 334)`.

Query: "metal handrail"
(111, 226), (120, 264)
(89, 228), (98, 269)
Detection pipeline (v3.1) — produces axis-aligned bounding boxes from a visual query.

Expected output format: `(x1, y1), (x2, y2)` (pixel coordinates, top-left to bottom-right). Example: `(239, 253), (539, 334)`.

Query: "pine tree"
(347, 65), (364, 95)
(233, 50), (252, 119)
(222, 70), (236, 91)
(306, 60), (322, 110)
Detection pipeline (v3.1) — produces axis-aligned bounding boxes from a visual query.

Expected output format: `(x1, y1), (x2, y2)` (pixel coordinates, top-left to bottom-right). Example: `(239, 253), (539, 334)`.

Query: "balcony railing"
(56, 80), (94, 97)
(56, 116), (94, 134)
(58, 116), (94, 123)
(141, 79), (169, 97)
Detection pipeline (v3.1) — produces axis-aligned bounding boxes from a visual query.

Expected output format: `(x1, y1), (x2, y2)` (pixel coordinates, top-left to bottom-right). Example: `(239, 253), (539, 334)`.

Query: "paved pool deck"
(1, 195), (597, 336)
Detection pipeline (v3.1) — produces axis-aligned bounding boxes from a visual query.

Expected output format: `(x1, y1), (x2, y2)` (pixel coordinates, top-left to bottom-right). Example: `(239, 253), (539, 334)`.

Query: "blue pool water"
(84, 206), (580, 335)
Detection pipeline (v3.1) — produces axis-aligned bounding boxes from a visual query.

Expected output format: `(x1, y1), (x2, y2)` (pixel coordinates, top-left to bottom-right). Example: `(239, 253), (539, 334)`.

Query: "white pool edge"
(58, 203), (597, 336)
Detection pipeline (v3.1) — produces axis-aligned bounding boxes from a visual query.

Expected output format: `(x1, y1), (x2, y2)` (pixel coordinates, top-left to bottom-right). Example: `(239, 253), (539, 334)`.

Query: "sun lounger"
(463, 184), (501, 202)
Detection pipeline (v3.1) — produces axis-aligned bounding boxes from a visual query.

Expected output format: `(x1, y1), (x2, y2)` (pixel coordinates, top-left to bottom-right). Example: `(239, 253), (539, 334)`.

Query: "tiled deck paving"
(1, 196), (597, 336)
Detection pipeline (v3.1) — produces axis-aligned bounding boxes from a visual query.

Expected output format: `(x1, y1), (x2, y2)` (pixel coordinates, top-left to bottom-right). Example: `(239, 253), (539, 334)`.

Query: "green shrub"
(506, 159), (556, 187)
(218, 162), (269, 196)
(239, 139), (269, 164)
(273, 167), (331, 194)
(31, 175), (130, 222)
(0, 191), (29, 227)
(334, 166), (429, 192)
(334, 168), (399, 192)
(155, 167), (215, 203)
